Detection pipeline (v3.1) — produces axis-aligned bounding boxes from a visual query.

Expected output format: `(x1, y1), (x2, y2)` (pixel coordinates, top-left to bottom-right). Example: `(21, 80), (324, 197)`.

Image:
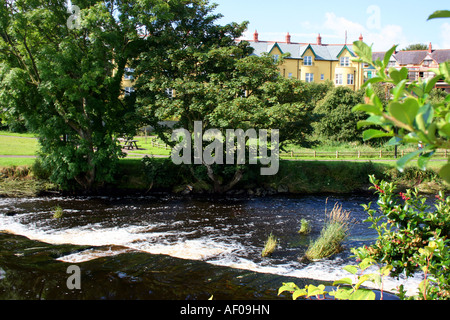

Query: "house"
(241, 31), (365, 90)
(368, 43), (450, 92)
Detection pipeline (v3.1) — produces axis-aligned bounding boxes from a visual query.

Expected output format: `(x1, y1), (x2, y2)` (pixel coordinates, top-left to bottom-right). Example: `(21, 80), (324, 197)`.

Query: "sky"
(211, 0), (450, 52)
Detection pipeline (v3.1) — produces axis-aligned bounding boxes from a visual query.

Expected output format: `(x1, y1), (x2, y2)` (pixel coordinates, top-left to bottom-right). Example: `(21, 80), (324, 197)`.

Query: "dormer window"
(304, 56), (313, 66)
(340, 57), (350, 67)
(423, 58), (433, 67)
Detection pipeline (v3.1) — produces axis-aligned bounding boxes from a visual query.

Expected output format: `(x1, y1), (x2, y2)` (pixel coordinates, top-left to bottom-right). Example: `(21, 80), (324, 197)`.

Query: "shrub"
(357, 175), (450, 300)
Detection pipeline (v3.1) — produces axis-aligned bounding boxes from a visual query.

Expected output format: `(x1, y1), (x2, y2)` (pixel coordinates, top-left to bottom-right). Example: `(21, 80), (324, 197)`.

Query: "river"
(0, 193), (422, 300)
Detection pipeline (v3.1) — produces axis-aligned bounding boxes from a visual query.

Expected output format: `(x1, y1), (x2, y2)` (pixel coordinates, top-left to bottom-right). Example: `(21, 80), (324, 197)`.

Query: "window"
(388, 60), (396, 68)
(347, 74), (354, 85)
(335, 74), (343, 85)
(305, 73), (314, 83)
(124, 68), (135, 80)
(124, 87), (135, 96)
(340, 57), (350, 67)
(423, 59), (433, 67)
(304, 56), (313, 66)
(273, 54), (279, 62)
(165, 88), (174, 99)
(321, 74), (325, 80)
(288, 72), (293, 79)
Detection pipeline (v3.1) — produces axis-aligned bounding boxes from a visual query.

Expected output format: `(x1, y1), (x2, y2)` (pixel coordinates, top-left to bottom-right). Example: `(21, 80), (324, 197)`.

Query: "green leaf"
(387, 136), (402, 146)
(389, 98), (420, 126)
(333, 277), (353, 286)
(292, 289), (308, 300)
(424, 75), (443, 93)
(332, 288), (353, 300)
(363, 129), (394, 141)
(439, 163), (450, 184)
(428, 10), (450, 20)
(397, 149), (424, 172)
(384, 46), (398, 70)
(418, 152), (435, 171)
(343, 265), (358, 275)
(392, 79), (408, 102)
(350, 289), (376, 300)
(278, 282), (299, 295)
(352, 41), (373, 66)
(438, 123), (450, 138)
(359, 258), (376, 271)
(362, 76), (384, 88)
(353, 104), (382, 115)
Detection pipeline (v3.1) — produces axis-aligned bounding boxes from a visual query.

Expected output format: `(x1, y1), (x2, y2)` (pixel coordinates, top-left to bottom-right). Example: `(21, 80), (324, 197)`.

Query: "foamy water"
(0, 196), (423, 297)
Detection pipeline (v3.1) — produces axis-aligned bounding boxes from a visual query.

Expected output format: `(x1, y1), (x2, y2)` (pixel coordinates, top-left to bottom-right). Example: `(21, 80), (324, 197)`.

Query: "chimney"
(317, 33), (322, 45)
(429, 42), (432, 53)
(359, 34), (364, 42)
(286, 32), (291, 44)
(253, 30), (259, 42)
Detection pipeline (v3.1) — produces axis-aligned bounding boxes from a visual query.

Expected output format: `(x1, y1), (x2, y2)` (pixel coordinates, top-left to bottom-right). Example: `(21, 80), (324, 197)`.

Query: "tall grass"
(304, 202), (352, 261)
(261, 233), (278, 258)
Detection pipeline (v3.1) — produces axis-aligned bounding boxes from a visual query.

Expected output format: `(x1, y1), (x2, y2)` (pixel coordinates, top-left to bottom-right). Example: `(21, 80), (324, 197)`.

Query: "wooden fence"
(280, 149), (450, 160)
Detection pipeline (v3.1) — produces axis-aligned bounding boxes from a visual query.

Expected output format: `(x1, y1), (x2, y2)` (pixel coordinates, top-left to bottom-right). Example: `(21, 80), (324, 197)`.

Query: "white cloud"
(320, 12), (408, 51)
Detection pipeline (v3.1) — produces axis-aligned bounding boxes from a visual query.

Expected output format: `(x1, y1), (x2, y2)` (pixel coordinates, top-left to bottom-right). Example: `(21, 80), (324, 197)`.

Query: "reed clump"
(304, 202), (352, 261)
(261, 233), (278, 258)
(298, 219), (311, 235)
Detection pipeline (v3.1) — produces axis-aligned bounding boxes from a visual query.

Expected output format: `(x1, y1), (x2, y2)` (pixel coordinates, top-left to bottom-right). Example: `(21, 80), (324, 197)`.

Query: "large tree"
(133, 3), (315, 192)
(0, 0), (195, 190)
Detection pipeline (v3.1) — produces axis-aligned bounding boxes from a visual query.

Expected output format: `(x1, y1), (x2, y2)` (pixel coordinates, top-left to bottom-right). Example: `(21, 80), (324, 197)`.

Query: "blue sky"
(212, 0), (450, 51)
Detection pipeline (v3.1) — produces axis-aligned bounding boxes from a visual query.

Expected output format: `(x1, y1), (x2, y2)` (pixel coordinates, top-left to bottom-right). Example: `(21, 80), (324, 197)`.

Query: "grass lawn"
(0, 157), (36, 168)
(0, 135), (39, 156)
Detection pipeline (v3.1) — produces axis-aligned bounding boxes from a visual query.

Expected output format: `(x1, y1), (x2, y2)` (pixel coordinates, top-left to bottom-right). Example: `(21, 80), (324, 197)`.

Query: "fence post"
(380, 150), (382, 159)
(291, 151), (294, 158)
(314, 151), (316, 159)
(358, 150), (361, 159)
(336, 151), (339, 159)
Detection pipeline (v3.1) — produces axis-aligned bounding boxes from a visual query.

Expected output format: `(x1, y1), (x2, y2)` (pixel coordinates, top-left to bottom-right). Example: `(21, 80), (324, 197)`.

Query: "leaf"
(353, 104), (382, 115)
(439, 163), (450, 184)
(389, 98), (419, 126)
(418, 152), (435, 171)
(343, 265), (358, 275)
(397, 149), (424, 172)
(362, 129), (393, 141)
(333, 277), (353, 286)
(387, 136), (402, 146)
(333, 288), (353, 300)
(350, 289), (376, 300)
(439, 123), (450, 138)
(428, 10), (450, 20)
(383, 46), (398, 70)
(424, 75), (443, 93)
(278, 283), (298, 295)
(352, 41), (373, 66)
(292, 289), (308, 300)
(359, 258), (376, 271)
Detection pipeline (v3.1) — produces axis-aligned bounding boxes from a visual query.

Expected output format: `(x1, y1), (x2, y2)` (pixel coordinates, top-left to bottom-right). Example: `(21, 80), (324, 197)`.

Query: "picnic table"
(118, 138), (139, 150)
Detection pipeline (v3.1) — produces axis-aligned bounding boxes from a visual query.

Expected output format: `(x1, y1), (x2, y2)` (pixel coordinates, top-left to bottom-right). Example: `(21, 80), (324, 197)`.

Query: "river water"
(0, 193), (422, 300)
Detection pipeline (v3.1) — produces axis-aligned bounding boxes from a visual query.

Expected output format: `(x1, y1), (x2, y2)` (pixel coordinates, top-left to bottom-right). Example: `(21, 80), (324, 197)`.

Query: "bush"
(357, 175), (450, 300)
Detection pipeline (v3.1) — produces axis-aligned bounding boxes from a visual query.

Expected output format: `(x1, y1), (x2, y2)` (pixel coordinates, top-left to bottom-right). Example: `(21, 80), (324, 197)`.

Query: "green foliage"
(352, 37), (450, 184)
(314, 86), (366, 142)
(358, 175), (450, 299)
(0, 0), (154, 190)
(52, 206), (64, 219)
(401, 44), (429, 51)
(298, 219), (311, 235)
(279, 258), (392, 300)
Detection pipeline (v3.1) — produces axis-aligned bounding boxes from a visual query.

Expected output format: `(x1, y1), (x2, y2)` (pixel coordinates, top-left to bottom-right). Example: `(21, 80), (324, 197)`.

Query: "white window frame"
(335, 73), (343, 85)
(347, 74), (354, 85)
(305, 73), (314, 83)
(340, 56), (350, 67)
(320, 74), (325, 80)
(304, 56), (313, 66)
(124, 87), (135, 96)
(124, 68), (135, 80)
(165, 88), (174, 99)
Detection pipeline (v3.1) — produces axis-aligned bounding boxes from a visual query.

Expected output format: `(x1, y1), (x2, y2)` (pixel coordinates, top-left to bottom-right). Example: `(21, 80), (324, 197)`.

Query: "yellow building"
(244, 31), (365, 90)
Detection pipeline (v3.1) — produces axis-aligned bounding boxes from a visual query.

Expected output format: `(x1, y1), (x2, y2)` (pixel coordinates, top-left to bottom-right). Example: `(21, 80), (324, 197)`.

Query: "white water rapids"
(0, 195), (424, 297)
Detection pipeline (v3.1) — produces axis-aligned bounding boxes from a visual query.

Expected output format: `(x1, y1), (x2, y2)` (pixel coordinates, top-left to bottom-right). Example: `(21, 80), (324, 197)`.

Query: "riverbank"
(0, 158), (447, 198)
